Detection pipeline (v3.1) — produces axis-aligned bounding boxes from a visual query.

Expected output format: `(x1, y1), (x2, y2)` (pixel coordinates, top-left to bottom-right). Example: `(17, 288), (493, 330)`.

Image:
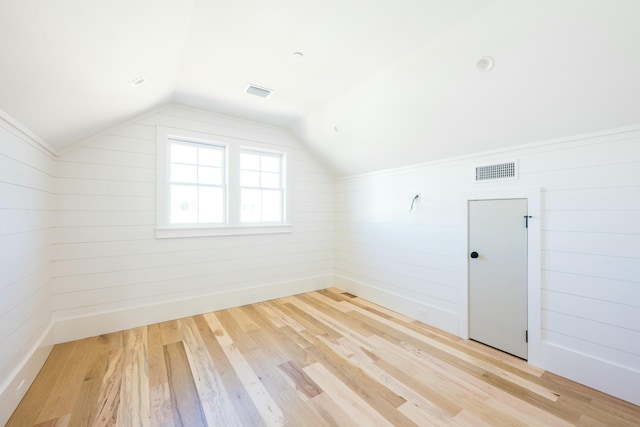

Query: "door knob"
(470, 251), (479, 259)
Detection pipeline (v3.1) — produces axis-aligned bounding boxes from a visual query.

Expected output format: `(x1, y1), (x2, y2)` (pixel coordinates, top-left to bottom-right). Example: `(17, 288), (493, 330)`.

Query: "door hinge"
(525, 330), (528, 343)
(524, 215), (532, 228)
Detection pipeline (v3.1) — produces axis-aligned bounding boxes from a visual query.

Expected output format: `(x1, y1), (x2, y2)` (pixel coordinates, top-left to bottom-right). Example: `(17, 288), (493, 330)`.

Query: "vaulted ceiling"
(2, 0), (640, 176)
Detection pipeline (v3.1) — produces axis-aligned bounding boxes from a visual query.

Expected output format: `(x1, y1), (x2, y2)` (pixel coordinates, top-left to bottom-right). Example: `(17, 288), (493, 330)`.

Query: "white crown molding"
(0, 110), (59, 157)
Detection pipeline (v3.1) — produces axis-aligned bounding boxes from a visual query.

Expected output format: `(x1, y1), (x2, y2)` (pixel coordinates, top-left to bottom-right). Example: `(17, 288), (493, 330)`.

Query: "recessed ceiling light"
(131, 77), (146, 87)
(245, 84), (274, 98)
(476, 56), (495, 72)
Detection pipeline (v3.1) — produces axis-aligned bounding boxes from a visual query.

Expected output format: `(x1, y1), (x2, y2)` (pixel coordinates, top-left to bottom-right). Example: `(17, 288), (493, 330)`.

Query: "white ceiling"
(2, 0), (640, 176)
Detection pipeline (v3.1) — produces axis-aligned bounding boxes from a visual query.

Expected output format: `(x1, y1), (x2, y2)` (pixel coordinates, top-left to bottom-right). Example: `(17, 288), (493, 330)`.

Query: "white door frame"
(459, 186), (541, 367)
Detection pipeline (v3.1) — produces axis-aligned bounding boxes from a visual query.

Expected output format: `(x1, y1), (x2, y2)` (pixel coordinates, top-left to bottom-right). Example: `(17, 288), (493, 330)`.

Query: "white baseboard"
(54, 275), (334, 343)
(542, 342), (640, 406)
(335, 275), (459, 335)
(0, 322), (55, 426)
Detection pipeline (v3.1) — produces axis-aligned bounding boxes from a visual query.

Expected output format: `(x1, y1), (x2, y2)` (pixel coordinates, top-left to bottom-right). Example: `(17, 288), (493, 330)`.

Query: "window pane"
(199, 187), (224, 223)
(262, 190), (282, 222)
(261, 172), (280, 189)
(171, 164), (197, 183)
(240, 170), (260, 187)
(199, 166), (222, 185)
(261, 156), (280, 173)
(164, 141), (286, 229)
(241, 153), (260, 170)
(171, 143), (197, 164)
(170, 184), (198, 223)
(241, 189), (261, 222)
(199, 147), (223, 167)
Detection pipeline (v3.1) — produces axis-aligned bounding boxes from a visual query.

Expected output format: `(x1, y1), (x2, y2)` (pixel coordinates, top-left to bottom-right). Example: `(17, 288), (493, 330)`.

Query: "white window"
(240, 150), (284, 223)
(169, 139), (225, 225)
(156, 127), (290, 238)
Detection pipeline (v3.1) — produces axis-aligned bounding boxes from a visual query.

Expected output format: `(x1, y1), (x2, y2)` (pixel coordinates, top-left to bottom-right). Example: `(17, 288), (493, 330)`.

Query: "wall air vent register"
(474, 160), (518, 182)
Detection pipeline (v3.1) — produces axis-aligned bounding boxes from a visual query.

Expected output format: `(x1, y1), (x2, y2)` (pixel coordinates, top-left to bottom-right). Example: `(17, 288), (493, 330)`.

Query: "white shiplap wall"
(0, 115), (55, 424)
(52, 104), (334, 341)
(335, 126), (640, 405)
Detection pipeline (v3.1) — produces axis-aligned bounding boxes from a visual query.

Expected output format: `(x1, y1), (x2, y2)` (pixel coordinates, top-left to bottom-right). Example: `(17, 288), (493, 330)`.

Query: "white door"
(469, 199), (528, 359)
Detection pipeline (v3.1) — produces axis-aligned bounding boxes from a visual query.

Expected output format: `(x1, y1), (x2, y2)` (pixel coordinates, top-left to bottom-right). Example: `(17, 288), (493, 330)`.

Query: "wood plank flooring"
(8, 288), (640, 426)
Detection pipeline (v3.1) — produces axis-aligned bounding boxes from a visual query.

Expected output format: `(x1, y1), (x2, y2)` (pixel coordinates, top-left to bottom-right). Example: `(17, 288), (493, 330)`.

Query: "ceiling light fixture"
(476, 56), (495, 72)
(131, 77), (146, 87)
(245, 84), (273, 98)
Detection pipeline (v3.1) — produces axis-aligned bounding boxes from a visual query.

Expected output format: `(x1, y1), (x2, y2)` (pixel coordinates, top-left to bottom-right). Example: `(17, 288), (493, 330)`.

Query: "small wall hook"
(409, 194), (420, 212)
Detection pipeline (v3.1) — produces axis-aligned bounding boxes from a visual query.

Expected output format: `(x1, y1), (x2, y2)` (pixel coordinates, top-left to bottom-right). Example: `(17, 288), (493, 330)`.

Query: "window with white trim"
(169, 139), (225, 225)
(240, 150), (284, 223)
(156, 127), (290, 238)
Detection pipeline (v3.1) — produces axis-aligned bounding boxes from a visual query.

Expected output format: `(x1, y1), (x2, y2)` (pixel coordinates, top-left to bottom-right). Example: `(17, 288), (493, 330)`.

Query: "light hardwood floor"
(8, 288), (640, 426)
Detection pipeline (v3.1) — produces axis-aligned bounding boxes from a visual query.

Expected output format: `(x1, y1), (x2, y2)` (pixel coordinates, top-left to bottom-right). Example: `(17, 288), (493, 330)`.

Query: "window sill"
(155, 224), (292, 239)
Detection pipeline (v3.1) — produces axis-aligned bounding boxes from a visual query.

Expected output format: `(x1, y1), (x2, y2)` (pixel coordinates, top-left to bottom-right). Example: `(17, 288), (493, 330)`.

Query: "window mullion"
(227, 145), (240, 227)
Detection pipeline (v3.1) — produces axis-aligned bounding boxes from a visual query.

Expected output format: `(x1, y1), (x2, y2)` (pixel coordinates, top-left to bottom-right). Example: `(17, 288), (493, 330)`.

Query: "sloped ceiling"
(1, 0), (640, 176)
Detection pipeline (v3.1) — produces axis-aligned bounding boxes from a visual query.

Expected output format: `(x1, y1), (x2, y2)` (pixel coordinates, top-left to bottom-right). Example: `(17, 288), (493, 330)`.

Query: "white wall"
(52, 104), (335, 341)
(0, 114), (55, 424)
(335, 126), (640, 405)
(2, 100), (638, 420)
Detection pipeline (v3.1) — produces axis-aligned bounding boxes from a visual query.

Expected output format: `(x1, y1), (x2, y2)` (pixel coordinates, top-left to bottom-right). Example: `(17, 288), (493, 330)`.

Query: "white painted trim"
(335, 275), (459, 335)
(0, 109), (58, 157)
(542, 342), (640, 406)
(0, 322), (55, 426)
(53, 275), (333, 343)
(155, 224), (292, 238)
(156, 125), (292, 238)
(337, 123), (640, 181)
(459, 187), (542, 367)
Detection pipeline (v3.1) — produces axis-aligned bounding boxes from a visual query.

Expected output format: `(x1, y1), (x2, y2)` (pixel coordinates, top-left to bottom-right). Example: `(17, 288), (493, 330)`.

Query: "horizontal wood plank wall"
(335, 126), (640, 405)
(52, 104), (335, 341)
(0, 117), (55, 425)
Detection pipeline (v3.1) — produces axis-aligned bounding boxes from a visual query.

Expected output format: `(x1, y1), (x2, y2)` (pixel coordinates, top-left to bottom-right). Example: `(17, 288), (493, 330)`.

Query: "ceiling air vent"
(245, 84), (273, 98)
(474, 160), (518, 182)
